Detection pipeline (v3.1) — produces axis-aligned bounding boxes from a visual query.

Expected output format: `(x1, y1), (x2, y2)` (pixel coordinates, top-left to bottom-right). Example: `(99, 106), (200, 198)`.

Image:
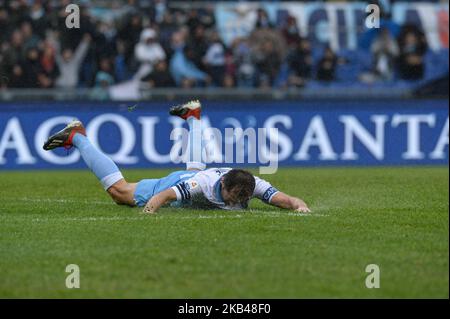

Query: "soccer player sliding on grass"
(43, 100), (310, 214)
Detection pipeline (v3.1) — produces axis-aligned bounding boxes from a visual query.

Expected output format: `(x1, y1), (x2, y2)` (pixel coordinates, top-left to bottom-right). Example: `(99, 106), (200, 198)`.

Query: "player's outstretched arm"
(269, 192), (311, 213)
(143, 188), (177, 214)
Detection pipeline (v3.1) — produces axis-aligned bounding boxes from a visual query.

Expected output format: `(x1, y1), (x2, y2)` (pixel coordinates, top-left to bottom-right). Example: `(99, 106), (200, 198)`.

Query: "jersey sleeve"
(253, 176), (279, 204)
(171, 178), (203, 201)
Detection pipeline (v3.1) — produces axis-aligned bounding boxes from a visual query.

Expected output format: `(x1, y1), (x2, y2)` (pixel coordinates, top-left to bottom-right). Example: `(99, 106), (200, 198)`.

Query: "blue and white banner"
(0, 100), (448, 170)
(215, 2), (449, 51)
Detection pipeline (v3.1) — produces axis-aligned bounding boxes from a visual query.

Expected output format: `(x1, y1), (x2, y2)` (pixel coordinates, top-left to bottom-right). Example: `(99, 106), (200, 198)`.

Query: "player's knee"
(107, 187), (123, 204)
(107, 181), (134, 206)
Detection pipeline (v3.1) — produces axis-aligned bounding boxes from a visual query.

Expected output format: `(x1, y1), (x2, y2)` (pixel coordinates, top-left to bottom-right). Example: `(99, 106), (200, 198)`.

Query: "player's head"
(220, 169), (255, 206)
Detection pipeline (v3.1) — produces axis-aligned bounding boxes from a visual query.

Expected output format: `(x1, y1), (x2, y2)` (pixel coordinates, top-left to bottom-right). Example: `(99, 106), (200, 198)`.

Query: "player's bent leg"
(43, 121), (136, 206)
(170, 100), (206, 171)
(186, 109), (206, 171)
(107, 180), (137, 206)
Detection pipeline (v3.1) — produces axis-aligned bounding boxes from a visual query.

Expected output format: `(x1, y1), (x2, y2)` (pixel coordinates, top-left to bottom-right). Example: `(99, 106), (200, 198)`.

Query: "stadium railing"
(0, 86), (415, 102)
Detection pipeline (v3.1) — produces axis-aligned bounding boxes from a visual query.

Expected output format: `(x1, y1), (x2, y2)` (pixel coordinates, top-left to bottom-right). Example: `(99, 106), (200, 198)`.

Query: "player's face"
(221, 183), (239, 205)
(221, 183), (250, 206)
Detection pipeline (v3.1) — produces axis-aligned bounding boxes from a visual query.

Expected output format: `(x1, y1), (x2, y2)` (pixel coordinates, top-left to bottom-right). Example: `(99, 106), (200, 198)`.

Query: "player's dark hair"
(222, 169), (256, 203)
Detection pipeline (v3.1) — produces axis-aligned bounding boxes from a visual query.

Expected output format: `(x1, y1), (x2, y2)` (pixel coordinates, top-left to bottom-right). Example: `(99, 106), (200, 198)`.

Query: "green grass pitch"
(0, 166), (448, 298)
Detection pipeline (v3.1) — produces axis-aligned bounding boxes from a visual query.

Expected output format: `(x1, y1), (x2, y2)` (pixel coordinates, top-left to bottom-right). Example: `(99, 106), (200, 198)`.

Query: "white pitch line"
(8, 198), (325, 220)
(253, 211), (324, 217)
(12, 199), (324, 216)
(31, 216), (146, 222)
(16, 197), (113, 206)
(27, 213), (324, 223)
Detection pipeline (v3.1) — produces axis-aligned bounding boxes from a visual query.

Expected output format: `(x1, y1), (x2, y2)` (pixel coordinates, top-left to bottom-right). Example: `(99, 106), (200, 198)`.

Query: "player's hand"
(141, 189), (175, 215)
(295, 200), (311, 213)
(296, 205), (311, 213)
(142, 204), (156, 214)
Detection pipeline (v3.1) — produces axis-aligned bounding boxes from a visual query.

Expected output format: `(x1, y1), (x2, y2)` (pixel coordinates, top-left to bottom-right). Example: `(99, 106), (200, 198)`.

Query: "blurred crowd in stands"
(0, 0), (447, 94)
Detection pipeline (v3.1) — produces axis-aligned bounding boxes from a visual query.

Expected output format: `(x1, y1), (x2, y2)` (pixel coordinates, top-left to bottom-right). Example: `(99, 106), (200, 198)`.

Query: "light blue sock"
(72, 134), (124, 190)
(186, 117), (206, 170)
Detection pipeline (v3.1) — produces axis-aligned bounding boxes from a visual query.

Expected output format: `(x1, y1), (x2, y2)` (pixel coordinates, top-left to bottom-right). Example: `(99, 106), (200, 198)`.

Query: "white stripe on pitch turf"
(17, 197), (112, 205)
(12, 198), (323, 220)
(28, 213), (323, 222)
(15, 198), (323, 216)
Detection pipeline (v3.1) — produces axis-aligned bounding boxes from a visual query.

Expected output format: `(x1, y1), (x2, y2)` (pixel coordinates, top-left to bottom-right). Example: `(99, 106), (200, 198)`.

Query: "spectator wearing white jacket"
(134, 28), (166, 79)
